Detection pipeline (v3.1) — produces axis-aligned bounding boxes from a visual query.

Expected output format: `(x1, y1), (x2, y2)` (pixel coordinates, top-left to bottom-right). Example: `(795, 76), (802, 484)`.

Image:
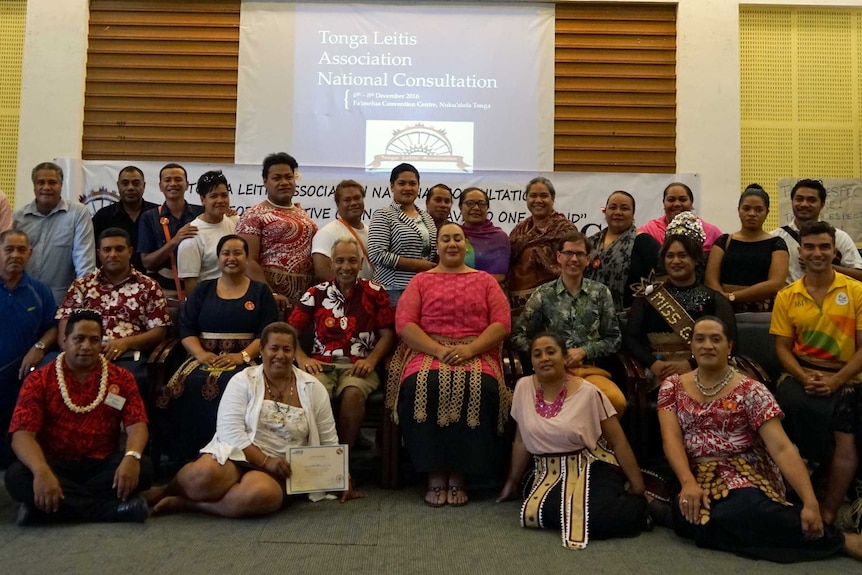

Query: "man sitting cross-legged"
(4, 310), (153, 524)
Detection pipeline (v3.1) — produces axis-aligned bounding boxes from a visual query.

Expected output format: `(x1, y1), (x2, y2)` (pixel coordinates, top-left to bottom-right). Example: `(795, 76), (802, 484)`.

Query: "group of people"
(2, 158), (862, 564)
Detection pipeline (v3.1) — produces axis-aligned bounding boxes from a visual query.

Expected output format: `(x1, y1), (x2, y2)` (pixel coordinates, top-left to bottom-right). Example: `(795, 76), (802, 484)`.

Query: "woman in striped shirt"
(368, 164), (437, 307)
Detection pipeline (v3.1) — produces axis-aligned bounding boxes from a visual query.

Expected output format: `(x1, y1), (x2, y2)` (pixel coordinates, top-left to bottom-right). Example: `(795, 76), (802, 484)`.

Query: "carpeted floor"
(0, 471), (859, 575)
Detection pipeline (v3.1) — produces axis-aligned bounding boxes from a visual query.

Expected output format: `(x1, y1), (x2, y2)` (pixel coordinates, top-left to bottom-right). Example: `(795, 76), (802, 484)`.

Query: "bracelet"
(261, 455), (270, 468)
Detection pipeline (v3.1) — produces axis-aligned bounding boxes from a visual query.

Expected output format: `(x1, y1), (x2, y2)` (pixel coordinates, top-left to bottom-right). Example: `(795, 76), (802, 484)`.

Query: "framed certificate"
(285, 444), (349, 494)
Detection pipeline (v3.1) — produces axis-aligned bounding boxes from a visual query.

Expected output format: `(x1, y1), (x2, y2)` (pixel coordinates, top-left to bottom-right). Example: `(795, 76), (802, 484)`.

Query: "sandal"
(841, 497), (862, 534)
(424, 486), (446, 507)
(448, 485), (469, 507)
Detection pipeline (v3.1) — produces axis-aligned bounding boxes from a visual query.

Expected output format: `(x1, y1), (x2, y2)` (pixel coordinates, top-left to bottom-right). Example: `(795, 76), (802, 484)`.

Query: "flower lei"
(55, 352), (109, 414)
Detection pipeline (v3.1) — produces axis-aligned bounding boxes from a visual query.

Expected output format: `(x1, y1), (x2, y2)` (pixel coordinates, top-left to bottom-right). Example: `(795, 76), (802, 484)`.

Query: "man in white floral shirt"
(288, 237), (395, 450)
(55, 228), (171, 396)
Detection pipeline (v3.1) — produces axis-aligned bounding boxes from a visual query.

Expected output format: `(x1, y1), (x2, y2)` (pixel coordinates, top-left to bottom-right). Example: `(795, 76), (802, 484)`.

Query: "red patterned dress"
(236, 202), (318, 305)
(657, 374), (845, 562)
(658, 374), (784, 496)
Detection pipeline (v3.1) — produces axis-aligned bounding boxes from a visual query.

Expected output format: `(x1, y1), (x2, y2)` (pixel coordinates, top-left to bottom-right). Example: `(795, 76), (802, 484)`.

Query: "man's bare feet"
(845, 533), (862, 561)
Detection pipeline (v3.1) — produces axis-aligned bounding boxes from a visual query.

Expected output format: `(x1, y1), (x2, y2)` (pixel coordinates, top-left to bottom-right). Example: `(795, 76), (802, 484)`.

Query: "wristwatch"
(241, 350), (251, 364)
(728, 292), (736, 302)
(33, 341), (46, 351)
(124, 450), (142, 460)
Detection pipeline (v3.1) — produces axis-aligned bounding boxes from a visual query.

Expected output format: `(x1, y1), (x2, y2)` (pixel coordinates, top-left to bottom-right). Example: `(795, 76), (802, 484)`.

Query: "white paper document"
(286, 444), (349, 494)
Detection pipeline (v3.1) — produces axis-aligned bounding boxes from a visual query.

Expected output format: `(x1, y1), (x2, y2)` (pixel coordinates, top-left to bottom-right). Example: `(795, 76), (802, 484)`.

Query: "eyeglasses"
(463, 201), (488, 209)
(559, 250), (588, 259)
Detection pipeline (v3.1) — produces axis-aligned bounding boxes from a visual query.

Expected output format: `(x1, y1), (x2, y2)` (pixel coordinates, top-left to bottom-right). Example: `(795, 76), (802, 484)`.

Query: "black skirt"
(672, 487), (844, 563)
(397, 371), (502, 476)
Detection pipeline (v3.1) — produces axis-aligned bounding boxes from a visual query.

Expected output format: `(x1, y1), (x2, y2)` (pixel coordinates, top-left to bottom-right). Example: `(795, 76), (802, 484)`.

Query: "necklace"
(694, 367), (735, 397)
(535, 376), (568, 419)
(55, 352), (109, 414)
(265, 197), (294, 209)
(264, 372), (295, 411)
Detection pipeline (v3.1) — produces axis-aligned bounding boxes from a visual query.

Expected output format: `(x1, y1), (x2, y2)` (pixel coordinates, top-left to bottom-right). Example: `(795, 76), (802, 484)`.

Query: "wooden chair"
(734, 312), (777, 389)
(615, 351), (652, 460)
(145, 299), (186, 477)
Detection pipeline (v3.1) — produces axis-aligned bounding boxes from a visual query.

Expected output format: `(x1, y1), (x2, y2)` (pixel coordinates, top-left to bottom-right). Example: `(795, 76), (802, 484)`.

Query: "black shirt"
(92, 200), (159, 272)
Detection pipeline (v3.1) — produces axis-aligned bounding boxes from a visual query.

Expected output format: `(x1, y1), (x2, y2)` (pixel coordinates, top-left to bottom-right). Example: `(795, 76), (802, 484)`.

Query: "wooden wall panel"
(82, 0), (240, 162)
(555, 3), (677, 172)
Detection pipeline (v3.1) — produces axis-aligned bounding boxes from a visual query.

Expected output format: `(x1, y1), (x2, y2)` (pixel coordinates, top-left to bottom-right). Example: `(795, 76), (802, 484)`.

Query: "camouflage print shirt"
(511, 277), (620, 359)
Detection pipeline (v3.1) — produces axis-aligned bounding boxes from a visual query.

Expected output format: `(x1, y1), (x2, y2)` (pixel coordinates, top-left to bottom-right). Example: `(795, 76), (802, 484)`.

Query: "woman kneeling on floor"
(496, 332), (651, 548)
(149, 322), (360, 516)
(657, 315), (862, 562)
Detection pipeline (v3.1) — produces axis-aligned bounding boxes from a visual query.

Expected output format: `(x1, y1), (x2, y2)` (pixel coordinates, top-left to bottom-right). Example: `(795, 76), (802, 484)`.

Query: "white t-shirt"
(311, 219), (373, 280)
(177, 215), (238, 280)
(771, 220), (862, 284)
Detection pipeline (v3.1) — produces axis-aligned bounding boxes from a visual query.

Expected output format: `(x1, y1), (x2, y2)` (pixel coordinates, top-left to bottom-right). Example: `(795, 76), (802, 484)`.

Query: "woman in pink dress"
(386, 222), (511, 507)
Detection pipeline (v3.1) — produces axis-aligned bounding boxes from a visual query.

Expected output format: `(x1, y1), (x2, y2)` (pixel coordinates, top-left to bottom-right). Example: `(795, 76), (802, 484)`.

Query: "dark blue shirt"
(0, 273), (57, 397)
(137, 201), (203, 290)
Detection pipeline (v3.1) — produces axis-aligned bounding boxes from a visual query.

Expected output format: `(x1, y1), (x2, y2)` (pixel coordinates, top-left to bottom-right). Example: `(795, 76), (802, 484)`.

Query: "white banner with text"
(778, 177), (862, 244)
(57, 159), (698, 235)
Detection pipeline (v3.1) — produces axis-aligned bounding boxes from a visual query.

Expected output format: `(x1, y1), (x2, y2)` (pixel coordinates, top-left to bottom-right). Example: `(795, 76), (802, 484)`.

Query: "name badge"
(104, 392), (126, 410)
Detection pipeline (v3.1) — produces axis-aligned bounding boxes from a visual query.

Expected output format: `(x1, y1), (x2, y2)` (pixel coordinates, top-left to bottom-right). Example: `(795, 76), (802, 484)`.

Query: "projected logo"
(366, 121), (473, 173)
(80, 187), (120, 216)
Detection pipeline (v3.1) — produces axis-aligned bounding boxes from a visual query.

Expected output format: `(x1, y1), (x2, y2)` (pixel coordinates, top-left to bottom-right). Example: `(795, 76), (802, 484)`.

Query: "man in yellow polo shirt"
(771, 221), (862, 468)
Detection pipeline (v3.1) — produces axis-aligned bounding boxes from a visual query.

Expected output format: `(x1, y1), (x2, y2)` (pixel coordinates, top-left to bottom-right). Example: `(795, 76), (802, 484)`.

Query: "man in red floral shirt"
(4, 310), (152, 524)
(55, 227), (171, 396)
(289, 238), (395, 449)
